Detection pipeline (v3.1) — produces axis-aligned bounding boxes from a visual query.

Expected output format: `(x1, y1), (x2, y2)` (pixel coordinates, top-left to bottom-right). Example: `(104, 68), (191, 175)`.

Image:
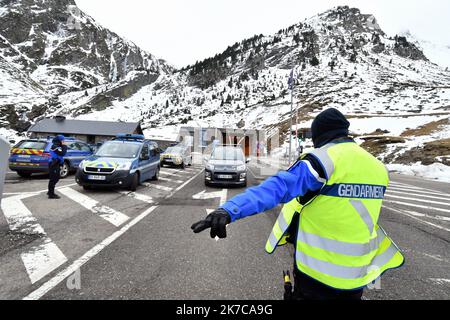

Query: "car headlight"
(116, 163), (132, 171)
(79, 161), (85, 169)
(237, 165), (246, 171)
(206, 163), (214, 171)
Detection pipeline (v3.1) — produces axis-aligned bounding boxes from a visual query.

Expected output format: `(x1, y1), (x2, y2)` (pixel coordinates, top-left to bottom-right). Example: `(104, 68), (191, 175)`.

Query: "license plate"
(17, 156), (31, 162)
(88, 175), (106, 181)
(218, 175), (233, 179)
(165, 158), (173, 162)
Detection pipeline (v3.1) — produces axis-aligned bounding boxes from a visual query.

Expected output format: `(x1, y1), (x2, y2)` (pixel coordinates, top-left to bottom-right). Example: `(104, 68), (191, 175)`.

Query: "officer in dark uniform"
(48, 135), (67, 199)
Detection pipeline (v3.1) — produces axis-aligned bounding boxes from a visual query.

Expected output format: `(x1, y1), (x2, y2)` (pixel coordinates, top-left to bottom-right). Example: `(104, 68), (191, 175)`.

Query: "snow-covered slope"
(1, 5), (450, 170)
(0, 0), (172, 136)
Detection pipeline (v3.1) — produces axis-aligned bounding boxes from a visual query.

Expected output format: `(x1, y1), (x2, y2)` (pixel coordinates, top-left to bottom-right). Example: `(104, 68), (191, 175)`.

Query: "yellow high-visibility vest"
(265, 141), (404, 290)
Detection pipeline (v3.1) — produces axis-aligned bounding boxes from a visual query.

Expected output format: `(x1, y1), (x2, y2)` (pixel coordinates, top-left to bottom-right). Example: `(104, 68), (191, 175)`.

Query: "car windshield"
(16, 141), (48, 150)
(165, 147), (183, 154)
(211, 147), (244, 161)
(95, 142), (141, 159)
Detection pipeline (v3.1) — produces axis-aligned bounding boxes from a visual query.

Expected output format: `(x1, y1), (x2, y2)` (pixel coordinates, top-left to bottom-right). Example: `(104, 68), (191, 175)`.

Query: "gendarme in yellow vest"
(265, 141), (405, 290)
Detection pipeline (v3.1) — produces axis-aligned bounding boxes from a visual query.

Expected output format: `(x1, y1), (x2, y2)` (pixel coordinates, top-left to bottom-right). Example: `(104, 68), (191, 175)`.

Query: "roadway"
(0, 161), (449, 300)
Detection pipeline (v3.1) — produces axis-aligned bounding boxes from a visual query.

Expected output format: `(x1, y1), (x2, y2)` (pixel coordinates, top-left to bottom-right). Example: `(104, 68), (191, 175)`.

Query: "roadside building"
(28, 116), (143, 145)
(179, 126), (266, 157)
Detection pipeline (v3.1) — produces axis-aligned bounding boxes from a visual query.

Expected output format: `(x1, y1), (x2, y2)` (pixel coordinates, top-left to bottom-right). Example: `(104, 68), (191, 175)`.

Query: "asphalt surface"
(0, 162), (449, 300)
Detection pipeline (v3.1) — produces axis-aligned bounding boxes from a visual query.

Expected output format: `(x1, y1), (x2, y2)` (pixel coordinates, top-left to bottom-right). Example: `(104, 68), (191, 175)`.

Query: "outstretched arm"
(191, 155), (326, 238)
(221, 156), (325, 222)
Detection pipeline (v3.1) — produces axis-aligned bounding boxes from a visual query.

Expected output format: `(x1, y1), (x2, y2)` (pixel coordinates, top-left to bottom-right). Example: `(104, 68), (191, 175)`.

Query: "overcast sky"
(76, 0), (450, 68)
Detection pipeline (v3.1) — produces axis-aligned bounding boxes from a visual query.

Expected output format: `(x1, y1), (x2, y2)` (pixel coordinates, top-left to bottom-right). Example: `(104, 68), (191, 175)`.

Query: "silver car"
(204, 145), (250, 187)
(160, 145), (192, 169)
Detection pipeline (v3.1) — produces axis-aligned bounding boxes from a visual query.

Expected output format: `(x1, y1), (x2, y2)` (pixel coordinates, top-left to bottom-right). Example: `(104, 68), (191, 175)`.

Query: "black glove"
(191, 208), (231, 239)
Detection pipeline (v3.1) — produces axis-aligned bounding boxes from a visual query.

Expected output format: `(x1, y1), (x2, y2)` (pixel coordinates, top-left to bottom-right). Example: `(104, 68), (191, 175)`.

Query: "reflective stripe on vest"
(265, 141), (405, 290)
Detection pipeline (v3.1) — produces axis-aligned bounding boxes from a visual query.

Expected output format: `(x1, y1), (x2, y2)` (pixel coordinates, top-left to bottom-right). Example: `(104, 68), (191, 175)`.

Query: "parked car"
(76, 134), (161, 191)
(160, 145), (192, 169)
(204, 145), (249, 187)
(9, 137), (94, 178)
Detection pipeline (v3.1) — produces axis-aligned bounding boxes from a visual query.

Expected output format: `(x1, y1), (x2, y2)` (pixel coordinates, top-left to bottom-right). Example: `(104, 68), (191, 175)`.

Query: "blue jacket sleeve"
(221, 160), (325, 222)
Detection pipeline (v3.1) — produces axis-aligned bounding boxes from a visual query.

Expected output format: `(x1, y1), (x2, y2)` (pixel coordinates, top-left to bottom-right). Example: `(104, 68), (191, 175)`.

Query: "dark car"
(204, 145), (250, 187)
(9, 137), (94, 178)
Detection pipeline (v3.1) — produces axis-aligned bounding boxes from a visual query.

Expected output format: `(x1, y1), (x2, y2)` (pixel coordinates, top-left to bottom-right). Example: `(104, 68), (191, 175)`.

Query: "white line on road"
(118, 191), (154, 204)
(193, 189), (228, 206)
(59, 188), (129, 227)
(389, 182), (447, 195)
(388, 185), (449, 197)
(23, 206), (159, 300)
(1, 195), (67, 284)
(385, 194), (450, 207)
(3, 183), (78, 196)
(384, 200), (450, 214)
(383, 205), (450, 233)
(142, 182), (173, 192)
(159, 176), (184, 184)
(386, 189), (450, 202)
(23, 169), (205, 300)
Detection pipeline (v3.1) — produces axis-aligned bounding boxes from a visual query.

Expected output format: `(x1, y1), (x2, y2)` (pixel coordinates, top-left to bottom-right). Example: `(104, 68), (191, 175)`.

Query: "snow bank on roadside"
(387, 163), (450, 184)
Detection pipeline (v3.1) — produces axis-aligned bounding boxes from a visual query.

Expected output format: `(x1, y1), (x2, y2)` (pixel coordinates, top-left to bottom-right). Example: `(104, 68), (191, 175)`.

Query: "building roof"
(28, 118), (142, 136)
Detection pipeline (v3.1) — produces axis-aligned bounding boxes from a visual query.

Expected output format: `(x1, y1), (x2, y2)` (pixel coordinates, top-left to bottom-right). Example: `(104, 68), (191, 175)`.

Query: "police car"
(9, 137), (94, 178)
(76, 134), (161, 191)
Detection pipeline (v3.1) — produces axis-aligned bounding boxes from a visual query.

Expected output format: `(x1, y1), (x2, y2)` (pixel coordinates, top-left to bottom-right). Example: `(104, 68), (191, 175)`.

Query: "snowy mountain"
(1, 4), (449, 172)
(400, 30), (450, 70)
(0, 0), (172, 138)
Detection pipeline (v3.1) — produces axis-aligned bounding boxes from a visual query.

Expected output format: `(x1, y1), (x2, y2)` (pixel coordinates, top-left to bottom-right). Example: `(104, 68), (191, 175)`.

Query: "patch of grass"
(401, 118), (450, 137)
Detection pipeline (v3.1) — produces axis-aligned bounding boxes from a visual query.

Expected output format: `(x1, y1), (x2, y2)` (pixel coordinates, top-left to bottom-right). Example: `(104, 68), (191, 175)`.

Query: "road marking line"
(193, 189), (228, 206)
(2, 183), (78, 196)
(58, 188), (129, 227)
(23, 169), (206, 300)
(389, 182), (447, 195)
(383, 205), (450, 233)
(429, 278), (450, 286)
(1, 195), (67, 284)
(384, 200), (450, 214)
(159, 176), (184, 184)
(160, 170), (184, 177)
(164, 169), (205, 199)
(386, 190), (450, 202)
(388, 186), (449, 197)
(142, 182), (173, 192)
(118, 191), (154, 204)
(384, 194), (450, 207)
(23, 206), (159, 300)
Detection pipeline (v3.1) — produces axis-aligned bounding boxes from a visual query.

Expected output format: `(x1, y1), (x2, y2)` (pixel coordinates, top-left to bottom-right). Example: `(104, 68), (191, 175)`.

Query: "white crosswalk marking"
(386, 181), (450, 232)
(142, 182), (173, 192)
(384, 200), (450, 214)
(385, 194), (450, 207)
(59, 187), (129, 227)
(386, 189), (450, 201)
(118, 191), (154, 204)
(1, 195), (67, 284)
(388, 185), (448, 197)
(160, 170), (189, 177)
(159, 176), (184, 184)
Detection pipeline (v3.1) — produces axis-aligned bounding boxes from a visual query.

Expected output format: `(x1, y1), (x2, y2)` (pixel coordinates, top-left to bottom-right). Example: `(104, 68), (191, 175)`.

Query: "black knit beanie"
(311, 108), (350, 148)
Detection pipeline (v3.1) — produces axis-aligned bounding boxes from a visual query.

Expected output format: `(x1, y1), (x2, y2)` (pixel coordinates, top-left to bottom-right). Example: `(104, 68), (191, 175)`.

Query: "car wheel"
(180, 161), (185, 169)
(152, 167), (160, 181)
(188, 157), (193, 166)
(130, 173), (139, 191)
(17, 171), (32, 178)
(204, 180), (210, 187)
(60, 162), (70, 179)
